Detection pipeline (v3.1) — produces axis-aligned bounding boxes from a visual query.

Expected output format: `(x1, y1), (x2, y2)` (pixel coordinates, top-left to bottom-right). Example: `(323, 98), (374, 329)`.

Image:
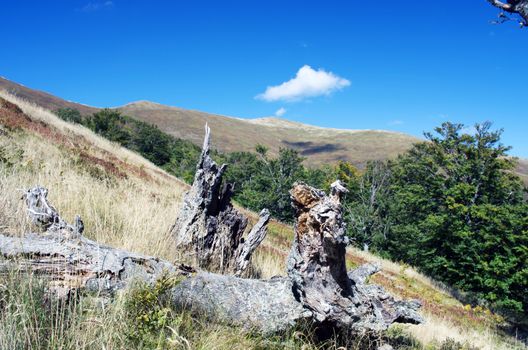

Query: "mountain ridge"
(0, 76), (419, 167)
(1, 76), (527, 179)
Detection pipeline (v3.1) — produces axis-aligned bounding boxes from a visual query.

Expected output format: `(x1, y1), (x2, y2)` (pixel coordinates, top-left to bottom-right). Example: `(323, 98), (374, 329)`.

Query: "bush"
(56, 108), (82, 123)
(123, 274), (182, 348)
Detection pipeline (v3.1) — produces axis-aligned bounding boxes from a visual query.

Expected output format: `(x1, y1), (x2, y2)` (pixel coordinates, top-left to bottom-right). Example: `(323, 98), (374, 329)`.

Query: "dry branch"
(24, 186), (84, 237)
(487, 0), (528, 25)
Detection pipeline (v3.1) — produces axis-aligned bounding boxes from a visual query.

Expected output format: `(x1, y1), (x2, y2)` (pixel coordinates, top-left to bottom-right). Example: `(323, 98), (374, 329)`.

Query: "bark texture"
(287, 181), (423, 331)
(170, 125), (269, 276)
(0, 232), (191, 297)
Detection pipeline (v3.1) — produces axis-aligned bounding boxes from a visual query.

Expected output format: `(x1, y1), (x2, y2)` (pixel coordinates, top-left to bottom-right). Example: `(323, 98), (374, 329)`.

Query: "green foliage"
(56, 107), (82, 123)
(342, 161), (390, 251)
(81, 108), (202, 180)
(85, 109), (131, 144)
(224, 147), (334, 222)
(347, 122), (528, 319)
(124, 274), (182, 348)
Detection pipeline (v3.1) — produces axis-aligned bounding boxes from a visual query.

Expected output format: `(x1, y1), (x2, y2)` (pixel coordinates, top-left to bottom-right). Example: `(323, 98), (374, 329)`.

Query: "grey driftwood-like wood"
(24, 186), (84, 237)
(170, 124), (270, 276)
(0, 232), (192, 297)
(287, 181), (423, 331)
(1, 183), (422, 335)
(487, 0), (528, 25)
(234, 208), (271, 276)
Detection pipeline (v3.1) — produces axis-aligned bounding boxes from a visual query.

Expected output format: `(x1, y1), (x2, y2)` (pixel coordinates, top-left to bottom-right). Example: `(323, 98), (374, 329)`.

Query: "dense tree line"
(57, 108), (527, 322)
(57, 108), (202, 182)
(342, 122), (528, 321)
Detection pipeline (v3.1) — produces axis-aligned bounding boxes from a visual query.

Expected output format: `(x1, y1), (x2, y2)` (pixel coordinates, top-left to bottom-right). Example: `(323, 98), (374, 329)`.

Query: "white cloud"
(256, 65), (350, 102)
(275, 107), (287, 117)
(81, 1), (113, 12)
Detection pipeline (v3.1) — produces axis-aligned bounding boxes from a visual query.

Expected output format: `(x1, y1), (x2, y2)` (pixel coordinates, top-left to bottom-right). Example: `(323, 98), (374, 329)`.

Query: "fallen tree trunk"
(1, 184), (422, 336)
(170, 125), (270, 276)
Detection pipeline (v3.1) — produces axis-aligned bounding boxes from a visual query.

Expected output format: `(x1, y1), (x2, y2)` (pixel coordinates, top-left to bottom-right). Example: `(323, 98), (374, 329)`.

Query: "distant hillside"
(0, 77), (419, 168)
(1, 76), (527, 183)
(118, 101), (420, 167)
(517, 158), (528, 186)
(0, 76), (97, 116)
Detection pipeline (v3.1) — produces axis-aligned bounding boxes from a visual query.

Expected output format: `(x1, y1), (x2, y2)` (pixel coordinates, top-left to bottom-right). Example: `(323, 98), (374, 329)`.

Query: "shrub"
(123, 273), (182, 348)
(56, 108), (82, 123)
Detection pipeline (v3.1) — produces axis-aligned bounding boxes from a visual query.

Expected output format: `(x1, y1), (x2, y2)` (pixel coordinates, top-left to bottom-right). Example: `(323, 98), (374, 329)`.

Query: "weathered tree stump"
(170, 125), (270, 276)
(287, 181), (423, 332)
(24, 186), (84, 238)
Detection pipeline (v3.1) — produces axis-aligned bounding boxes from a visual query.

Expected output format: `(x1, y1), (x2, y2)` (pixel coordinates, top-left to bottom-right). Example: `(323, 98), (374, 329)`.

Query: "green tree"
(55, 108), (82, 123)
(85, 109), (131, 144)
(235, 148), (305, 221)
(131, 123), (171, 165)
(344, 161), (391, 251)
(376, 122), (527, 318)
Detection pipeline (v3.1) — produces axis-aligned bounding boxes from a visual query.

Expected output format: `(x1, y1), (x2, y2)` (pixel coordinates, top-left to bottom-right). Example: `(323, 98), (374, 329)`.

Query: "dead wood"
(170, 125), (270, 276)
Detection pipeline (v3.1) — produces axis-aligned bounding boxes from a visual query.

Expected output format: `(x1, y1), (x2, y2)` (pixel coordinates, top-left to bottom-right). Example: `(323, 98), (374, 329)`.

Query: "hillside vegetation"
(3, 76), (528, 180)
(0, 77), (418, 168)
(53, 101), (528, 322)
(118, 100), (419, 167)
(1, 91), (527, 349)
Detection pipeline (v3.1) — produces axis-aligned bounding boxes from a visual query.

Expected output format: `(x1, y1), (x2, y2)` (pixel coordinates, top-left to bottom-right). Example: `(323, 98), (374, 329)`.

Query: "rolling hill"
(0, 76), (419, 168)
(1, 90), (526, 349)
(1, 76), (527, 180)
(117, 100), (420, 167)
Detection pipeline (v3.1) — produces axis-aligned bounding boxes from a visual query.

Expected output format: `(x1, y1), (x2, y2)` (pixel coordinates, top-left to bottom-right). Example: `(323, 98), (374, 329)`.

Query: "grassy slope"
(0, 77), (419, 168)
(0, 92), (525, 349)
(516, 158), (528, 186)
(3, 76), (528, 185)
(118, 101), (420, 168)
(0, 76), (98, 116)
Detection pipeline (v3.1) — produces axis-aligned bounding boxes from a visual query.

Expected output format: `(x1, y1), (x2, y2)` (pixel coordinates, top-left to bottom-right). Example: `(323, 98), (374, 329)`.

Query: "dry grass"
(0, 90), (186, 259)
(1, 90), (526, 349)
(119, 101), (420, 168)
(253, 223), (528, 349)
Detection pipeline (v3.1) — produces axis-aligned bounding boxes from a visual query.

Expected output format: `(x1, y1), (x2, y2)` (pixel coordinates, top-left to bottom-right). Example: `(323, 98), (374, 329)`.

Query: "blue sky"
(1, 1), (527, 157)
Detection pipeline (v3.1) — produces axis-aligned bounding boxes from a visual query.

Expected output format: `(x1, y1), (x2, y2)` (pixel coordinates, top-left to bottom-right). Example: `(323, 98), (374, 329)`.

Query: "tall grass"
(0, 91), (526, 349)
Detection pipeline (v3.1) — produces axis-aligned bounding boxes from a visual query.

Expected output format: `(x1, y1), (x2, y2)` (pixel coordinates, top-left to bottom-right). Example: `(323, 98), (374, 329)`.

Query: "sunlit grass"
(0, 91), (526, 349)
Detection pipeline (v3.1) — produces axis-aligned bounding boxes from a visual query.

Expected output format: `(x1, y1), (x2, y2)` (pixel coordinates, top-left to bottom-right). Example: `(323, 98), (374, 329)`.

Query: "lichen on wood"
(287, 181), (423, 331)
